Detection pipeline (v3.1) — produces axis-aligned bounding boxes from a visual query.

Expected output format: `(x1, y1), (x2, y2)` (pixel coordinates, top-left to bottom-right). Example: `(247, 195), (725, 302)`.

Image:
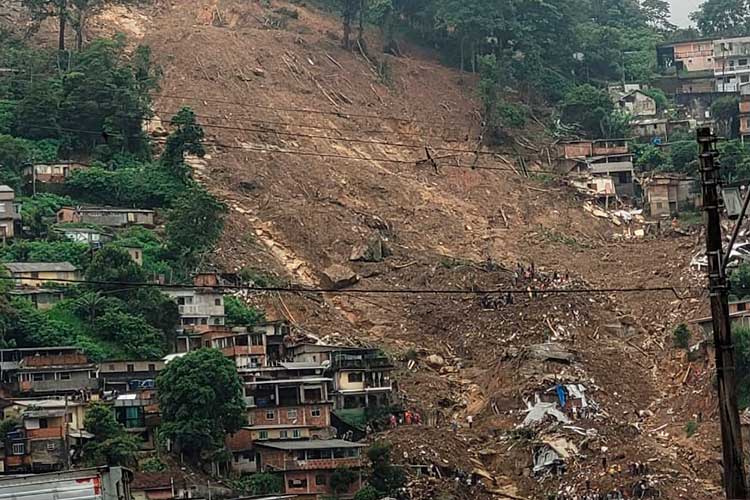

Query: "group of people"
(480, 262), (575, 310)
(389, 409), (422, 428)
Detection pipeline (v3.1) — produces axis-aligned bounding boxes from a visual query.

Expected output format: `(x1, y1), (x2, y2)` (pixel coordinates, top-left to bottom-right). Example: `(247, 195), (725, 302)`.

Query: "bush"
(354, 485), (382, 500)
(225, 296), (265, 327)
(140, 457), (167, 472)
(230, 473), (283, 495)
(673, 324), (691, 349)
(685, 420), (698, 437)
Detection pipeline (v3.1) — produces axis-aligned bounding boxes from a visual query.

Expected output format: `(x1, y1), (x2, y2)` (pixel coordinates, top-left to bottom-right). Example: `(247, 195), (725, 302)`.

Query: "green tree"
(92, 310), (166, 359)
(330, 467), (359, 498)
(224, 296), (264, 327)
(160, 107), (205, 177)
(560, 84), (614, 138)
(85, 246), (145, 288)
(633, 143), (669, 172)
(733, 325), (750, 407)
(19, 193), (73, 238)
(366, 441), (405, 496)
(641, 0), (676, 32)
(74, 291), (106, 325)
(165, 186), (227, 265)
(157, 349), (246, 461)
(690, 0), (749, 37)
(83, 402), (139, 466)
(731, 263), (750, 298)
(711, 96), (740, 139)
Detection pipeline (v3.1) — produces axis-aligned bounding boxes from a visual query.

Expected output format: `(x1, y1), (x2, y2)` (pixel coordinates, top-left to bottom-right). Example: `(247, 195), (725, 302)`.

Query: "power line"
(0, 275), (703, 297)
(151, 93), (478, 130)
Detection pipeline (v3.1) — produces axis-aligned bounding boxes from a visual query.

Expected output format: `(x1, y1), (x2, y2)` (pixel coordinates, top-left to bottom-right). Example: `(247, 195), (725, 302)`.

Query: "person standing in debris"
(451, 419), (459, 432)
(414, 411), (421, 425)
(405, 410), (412, 425)
(390, 414), (397, 428)
(466, 414), (473, 429)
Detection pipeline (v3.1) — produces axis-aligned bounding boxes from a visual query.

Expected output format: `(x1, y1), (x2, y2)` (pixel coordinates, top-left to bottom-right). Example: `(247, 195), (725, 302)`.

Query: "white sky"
(669, 0), (701, 27)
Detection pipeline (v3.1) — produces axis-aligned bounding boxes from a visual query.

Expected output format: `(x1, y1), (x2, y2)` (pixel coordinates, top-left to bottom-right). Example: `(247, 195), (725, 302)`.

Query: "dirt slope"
(92, 0), (722, 497)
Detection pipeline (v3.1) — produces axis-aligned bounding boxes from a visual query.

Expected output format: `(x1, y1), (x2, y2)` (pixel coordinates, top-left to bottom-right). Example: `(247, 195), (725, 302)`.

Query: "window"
(311, 407), (321, 417)
(288, 479), (308, 489)
(11, 443), (24, 455)
(347, 372), (363, 383)
(656, 202), (663, 209)
(266, 410), (275, 420)
(741, 59), (748, 66)
(59, 372), (71, 380)
(108, 364), (115, 371)
(739, 303), (747, 312)
(214, 298), (221, 306)
(258, 431), (268, 439)
(127, 364), (134, 372)
(279, 430), (288, 438)
(33, 373), (44, 381)
(743, 75), (750, 83)
(287, 409), (298, 420)
(148, 364), (156, 371)
(315, 474), (327, 486)
(46, 442), (56, 451)
(292, 429), (301, 438)
(200, 318), (208, 325)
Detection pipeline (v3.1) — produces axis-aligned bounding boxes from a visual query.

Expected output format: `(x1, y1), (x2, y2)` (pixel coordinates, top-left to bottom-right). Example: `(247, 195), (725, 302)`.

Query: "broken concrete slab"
(521, 402), (571, 427)
(425, 354), (446, 370)
(525, 343), (574, 363)
(321, 264), (359, 289)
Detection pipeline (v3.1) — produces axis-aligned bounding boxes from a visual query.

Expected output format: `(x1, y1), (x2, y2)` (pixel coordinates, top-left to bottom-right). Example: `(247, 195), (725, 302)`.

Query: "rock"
(350, 234), (389, 262)
(322, 264), (359, 289)
(252, 67), (266, 77)
(425, 354), (446, 369)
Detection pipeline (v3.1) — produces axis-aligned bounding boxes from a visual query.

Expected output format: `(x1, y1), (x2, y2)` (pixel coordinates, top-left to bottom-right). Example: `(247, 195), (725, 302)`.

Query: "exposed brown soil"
(13, 0), (727, 497)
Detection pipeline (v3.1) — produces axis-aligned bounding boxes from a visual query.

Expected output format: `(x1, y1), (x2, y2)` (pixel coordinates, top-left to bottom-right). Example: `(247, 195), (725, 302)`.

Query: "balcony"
(279, 457), (361, 471)
(20, 377), (99, 394)
(27, 427), (64, 439)
(21, 355), (89, 367)
(331, 357), (394, 371)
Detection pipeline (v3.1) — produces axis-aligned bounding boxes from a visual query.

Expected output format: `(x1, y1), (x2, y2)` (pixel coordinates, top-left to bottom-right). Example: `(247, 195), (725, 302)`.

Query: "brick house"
(255, 440), (364, 499)
(0, 185), (20, 240)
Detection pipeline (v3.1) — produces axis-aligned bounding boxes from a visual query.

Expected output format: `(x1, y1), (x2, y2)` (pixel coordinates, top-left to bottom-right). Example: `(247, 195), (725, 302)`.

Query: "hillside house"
(641, 174), (698, 217)
(0, 347), (99, 397)
(114, 391), (160, 450)
(23, 162), (89, 184)
(57, 206), (155, 228)
(714, 37), (750, 92)
(740, 84), (750, 143)
(255, 440), (364, 498)
(1, 398), (89, 473)
(0, 185), (20, 240)
(54, 226), (113, 247)
(328, 348), (394, 412)
(555, 140), (635, 201)
(8, 288), (65, 311)
(657, 38), (716, 73)
(164, 288), (226, 333)
(617, 90), (657, 117)
(3, 262), (80, 287)
(630, 118), (691, 142)
(99, 360), (165, 392)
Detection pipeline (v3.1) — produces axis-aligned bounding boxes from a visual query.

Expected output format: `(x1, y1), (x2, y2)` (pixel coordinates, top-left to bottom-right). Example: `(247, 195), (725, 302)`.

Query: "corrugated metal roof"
(4, 262), (77, 273)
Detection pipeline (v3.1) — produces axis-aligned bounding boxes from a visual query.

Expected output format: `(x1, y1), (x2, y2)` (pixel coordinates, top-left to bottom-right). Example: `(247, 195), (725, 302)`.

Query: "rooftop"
(255, 439), (365, 451)
(4, 262), (77, 273)
(0, 185), (12, 193)
(60, 206), (155, 214)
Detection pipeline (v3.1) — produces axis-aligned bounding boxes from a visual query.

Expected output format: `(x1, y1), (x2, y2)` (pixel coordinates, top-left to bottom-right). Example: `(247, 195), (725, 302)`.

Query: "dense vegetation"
(0, 29), (228, 361)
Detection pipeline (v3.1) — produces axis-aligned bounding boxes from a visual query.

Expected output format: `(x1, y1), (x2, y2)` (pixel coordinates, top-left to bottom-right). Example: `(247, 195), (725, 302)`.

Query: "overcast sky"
(669, 0), (701, 27)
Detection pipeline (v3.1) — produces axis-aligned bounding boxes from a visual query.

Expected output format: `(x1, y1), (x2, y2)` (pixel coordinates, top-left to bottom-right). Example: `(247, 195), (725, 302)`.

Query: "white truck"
(0, 466), (132, 500)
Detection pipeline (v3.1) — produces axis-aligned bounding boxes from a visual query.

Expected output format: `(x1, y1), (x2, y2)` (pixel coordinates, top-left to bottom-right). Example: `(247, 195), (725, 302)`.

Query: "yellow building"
(4, 262), (80, 287)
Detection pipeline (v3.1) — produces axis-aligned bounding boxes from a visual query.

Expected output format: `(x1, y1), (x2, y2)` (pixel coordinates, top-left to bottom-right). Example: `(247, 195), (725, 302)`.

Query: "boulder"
(350, 234), (389, 262)
(425, 354), (446, 369)
(322, 264), (359, 289)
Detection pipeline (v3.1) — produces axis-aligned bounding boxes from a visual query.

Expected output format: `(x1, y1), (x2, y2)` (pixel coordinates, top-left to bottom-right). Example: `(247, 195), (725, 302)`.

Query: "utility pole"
(698, 126), (749, 500)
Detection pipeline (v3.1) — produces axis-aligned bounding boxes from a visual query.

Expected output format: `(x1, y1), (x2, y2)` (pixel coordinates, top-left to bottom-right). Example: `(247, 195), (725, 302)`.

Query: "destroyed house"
(328, 348), (394, 410)
(617, 90), (657, 117)
(199, 326), (268, 369)
(0, 347), (99, 397)
(255, 440), (364, 498)
(641, 174), (698, 217)
(3, 262), (80, 287)
(56, 206), (155, 228)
